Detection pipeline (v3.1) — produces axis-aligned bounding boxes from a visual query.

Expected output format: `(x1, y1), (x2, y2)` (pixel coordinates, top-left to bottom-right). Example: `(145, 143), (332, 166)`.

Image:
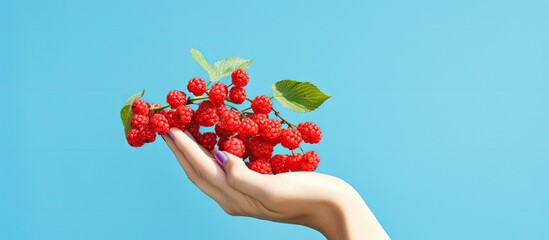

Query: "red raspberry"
(166, 90), (187, 108)
(286, 153), (303, 171)
(237, 118), (258, 140)
(235, 133), (252, 146)
(130, 114), (149, 129)
(297, 122), (322, 144)
(269, 154), (289, 174)
(208, 82), (228, 106)
(249, 113), (268, 127)
(185, 120), (201, 139)
(248, 137), (274, 159)
(223, 138), (245, 157)
(198, 132), (217, 151)
(280, 128), (302, 150)
(138, 126), (157, 143)
(131, 99), (150, 115)
(259, 119), (281, 141)
(215, 124), (235, 139)
(231, 68), (249, 87)
(150, 113), (170, 134)
(160, 110), (182, 130)
(217, 110), (242, 132)
(229, 86), (246, 104)
(300, 151), (320, 172)
(126, 128), (145, 147)
(187, 78), (206, 96)
(159, 109), (172, 120)
(268, 137), (280, 146)
(195, 100), (219, 127)
(155, 109), (167, 116)
(198, 99), (213, 110)
(251, 95), (272, 114)
(248, 158), (271, 174)
(216, 103), (227, 115)
(176, 105), (194, 125)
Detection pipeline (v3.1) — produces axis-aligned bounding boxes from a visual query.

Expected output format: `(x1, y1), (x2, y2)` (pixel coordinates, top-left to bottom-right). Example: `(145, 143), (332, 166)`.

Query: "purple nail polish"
(214, 150), (228, 166)
(167, 131), (174, 140)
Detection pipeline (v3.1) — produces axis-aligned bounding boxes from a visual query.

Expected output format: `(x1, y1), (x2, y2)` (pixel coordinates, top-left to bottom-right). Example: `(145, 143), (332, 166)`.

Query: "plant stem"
(272, 108), (296, 128)
(188, 96), (209, 103)
(240, 107), (251, 112)
(151, 104), (170, 111)
(225, 102), (240, 111)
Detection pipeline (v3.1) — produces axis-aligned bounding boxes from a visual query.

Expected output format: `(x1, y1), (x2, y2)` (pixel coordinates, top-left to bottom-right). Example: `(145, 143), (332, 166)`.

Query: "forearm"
(316, 187), (390, 240)
(338, 194), (390, 240)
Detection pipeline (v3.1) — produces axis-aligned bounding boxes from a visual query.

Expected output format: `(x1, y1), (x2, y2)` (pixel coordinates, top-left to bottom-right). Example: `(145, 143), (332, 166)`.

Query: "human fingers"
(213, 150), (275, 204)
(167, 128), (227, 185)
(161, 134), (221, 200)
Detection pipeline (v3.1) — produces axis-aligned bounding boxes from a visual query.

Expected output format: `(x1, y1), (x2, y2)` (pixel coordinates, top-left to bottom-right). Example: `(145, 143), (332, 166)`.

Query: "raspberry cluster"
(125, 69), (323, 174)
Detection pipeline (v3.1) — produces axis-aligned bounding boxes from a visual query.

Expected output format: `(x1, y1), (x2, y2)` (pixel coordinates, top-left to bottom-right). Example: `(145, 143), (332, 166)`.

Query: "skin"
(162, 128), (390, 240)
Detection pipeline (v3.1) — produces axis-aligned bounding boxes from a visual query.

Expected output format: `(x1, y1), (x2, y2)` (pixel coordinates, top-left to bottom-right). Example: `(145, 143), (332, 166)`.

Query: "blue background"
(1, 0), (548, 239)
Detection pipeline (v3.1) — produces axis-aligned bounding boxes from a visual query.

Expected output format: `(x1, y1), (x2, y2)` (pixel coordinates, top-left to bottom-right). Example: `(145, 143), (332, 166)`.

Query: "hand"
(162, 128), (390, 240)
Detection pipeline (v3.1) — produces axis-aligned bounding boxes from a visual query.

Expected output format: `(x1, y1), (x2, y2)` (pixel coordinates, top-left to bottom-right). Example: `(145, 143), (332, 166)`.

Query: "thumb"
(213, 149), (248, 174)
(213, 150), (271, 200)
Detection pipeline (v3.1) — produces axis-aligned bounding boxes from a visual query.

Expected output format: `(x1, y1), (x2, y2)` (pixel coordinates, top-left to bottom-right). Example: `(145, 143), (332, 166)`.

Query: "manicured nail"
(213, 150), (228, 166)
(167, 131), (174, 140)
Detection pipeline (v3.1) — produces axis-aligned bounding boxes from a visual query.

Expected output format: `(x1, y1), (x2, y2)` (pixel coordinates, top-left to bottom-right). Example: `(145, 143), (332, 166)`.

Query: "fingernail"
(213, 150), (228, 166)
(167, 131), (174, 140)
(161, 135), (166, 142)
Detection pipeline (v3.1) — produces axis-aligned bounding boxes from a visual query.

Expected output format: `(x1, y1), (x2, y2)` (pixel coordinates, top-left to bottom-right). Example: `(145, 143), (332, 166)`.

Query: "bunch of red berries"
(124, 68), (323, 174)
(121, 49), (329, 174)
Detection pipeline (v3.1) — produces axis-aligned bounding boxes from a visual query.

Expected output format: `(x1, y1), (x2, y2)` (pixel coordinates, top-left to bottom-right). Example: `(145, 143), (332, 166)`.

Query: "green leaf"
(272, 80), (330, 113)
(190, 49), (252, 82)
(190, 48), (214, 78)
(210, 57), (252, 82)
(120, 90), (145, 136)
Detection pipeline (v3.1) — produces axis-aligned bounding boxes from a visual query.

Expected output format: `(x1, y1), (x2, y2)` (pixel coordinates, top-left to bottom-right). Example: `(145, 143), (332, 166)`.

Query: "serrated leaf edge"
(190, 48), (214, 80)
(272, 80), (330, 113)
(210, 57), (253, 82)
